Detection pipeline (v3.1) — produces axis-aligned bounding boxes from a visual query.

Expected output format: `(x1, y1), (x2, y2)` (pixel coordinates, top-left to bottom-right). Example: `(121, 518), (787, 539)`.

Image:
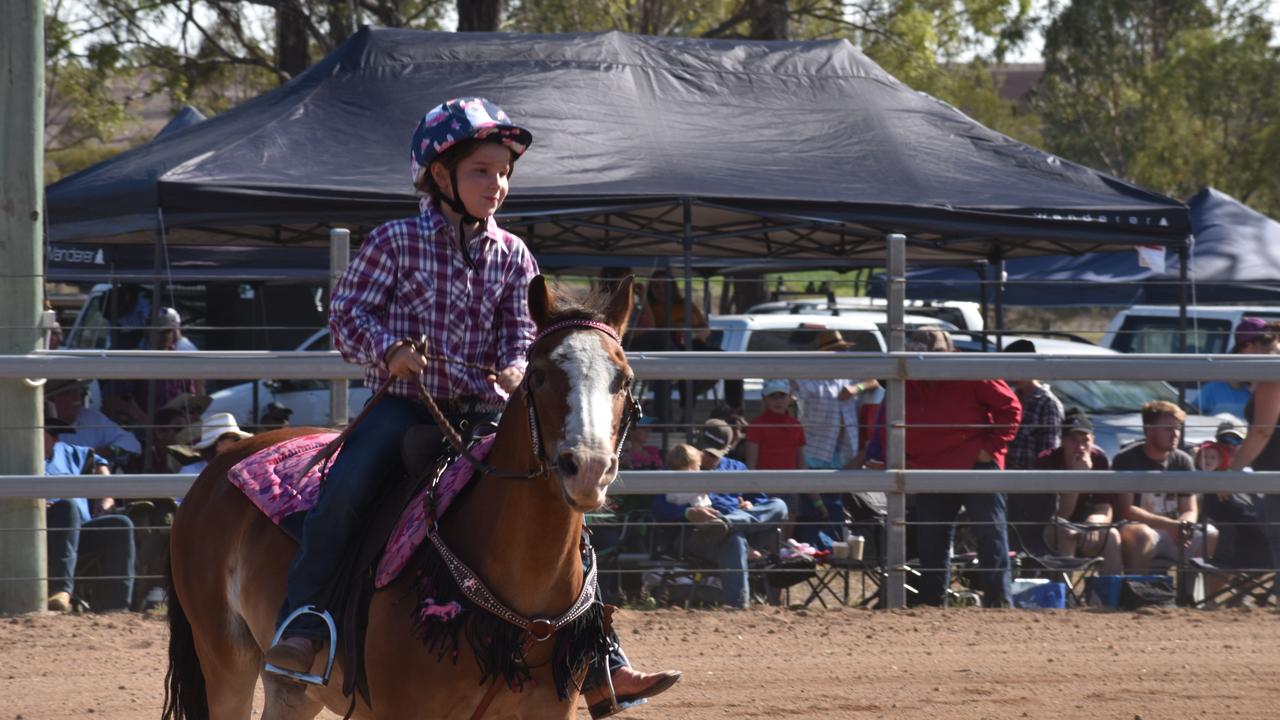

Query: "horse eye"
(530, 369), (546, 388)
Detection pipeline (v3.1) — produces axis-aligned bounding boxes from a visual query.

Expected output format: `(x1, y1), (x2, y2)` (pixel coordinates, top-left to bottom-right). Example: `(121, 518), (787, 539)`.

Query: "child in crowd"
(744, 380), (808, 538)
(622, 416), (664, 471)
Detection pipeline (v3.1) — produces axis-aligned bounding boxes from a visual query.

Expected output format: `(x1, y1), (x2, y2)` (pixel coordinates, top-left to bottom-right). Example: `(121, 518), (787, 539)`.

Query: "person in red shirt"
(902, 328), (1021, 607)
(744, 380), (810, 538)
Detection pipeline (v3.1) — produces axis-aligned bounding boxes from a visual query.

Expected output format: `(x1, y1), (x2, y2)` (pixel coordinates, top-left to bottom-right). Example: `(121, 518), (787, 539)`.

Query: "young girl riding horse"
(263, 97), (677, 716)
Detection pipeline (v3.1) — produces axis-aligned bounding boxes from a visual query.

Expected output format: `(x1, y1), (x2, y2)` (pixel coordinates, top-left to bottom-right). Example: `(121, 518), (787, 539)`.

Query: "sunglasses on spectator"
(1217, 434), (1244, 447)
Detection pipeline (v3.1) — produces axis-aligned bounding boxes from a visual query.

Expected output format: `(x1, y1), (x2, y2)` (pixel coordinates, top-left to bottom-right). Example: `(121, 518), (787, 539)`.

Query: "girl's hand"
(387, 344), (427, 380)
(489, 366), (524, 393)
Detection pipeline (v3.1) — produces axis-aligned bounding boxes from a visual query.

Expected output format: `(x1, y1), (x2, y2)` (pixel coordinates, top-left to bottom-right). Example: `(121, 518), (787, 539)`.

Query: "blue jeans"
(716, 498), (789, 608)
(46, 501), (136, 610)
(279, 395), (494, 638)
(914, 493), (1011, 607)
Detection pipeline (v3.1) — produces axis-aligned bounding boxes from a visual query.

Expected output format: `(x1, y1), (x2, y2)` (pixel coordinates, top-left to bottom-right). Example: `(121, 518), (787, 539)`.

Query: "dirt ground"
(1, 606), (1277, 719)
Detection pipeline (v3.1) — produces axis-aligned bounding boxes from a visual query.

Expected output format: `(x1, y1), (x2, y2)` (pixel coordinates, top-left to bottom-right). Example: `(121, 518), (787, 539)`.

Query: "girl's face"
(1197, 446), (1223, 472)
(432, 142), (511, 219)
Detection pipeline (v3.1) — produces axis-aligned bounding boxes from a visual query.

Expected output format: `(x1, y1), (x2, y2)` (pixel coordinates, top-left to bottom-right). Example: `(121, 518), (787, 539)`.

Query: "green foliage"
(1036, 0), (1280, 215)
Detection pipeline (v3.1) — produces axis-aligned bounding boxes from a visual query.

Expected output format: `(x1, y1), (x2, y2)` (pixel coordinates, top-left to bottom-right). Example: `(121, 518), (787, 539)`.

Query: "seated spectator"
(744, 380), (808, 538)
(653, 443), (788, 608)
(43, 403), (136, 612)
(1113, 401), (1218, 571)
(142, 406), (194, 473)
(1033, 409), (1122, 575)
(257, 401), (295, 432)
(622, 416), (663, 471)
(179, 412), (254, 475)
(47, 378), (141, 469)
(1198, 424), (1272, 576)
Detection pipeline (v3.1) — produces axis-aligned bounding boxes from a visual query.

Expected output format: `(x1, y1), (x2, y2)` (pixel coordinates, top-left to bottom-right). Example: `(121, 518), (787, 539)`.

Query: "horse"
(163, 275), (638, 720)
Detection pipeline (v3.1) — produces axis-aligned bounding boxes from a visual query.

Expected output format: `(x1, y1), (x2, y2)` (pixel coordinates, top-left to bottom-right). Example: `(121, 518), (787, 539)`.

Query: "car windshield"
(746, 328), (880, 352)
(1052, 379), (1179, 415)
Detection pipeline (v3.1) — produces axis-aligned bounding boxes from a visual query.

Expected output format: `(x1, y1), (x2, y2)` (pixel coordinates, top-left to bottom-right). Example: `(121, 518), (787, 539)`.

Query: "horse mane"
(542, 284), (614, 327)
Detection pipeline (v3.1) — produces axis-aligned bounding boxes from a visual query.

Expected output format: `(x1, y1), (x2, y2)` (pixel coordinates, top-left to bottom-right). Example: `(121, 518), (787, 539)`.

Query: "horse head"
(525, 275), (636, 512)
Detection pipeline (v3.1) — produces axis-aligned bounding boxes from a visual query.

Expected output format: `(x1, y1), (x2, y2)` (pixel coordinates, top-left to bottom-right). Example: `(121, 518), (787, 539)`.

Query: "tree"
(1036, 0), (1280, 215)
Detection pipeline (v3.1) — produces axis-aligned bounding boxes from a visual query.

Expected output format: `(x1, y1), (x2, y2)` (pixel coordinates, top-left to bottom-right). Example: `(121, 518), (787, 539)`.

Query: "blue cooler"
(1012, 580), (1068, 609)
(1084, 575), (1169, 608)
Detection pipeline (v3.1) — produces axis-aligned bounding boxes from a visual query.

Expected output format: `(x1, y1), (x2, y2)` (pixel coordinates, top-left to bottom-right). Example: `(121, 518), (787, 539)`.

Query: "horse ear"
(605, 275), (635, 335)
(528, 275), (554, 330)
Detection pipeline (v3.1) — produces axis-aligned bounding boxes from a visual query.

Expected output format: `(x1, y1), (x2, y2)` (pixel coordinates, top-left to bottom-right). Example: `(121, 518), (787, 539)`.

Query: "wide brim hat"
(191, 412), (253, 450)
(43, 401), (75, 435)
(45, 377), (90, 398)
(410, 97), (533, 188)
(814, 329), (851, 351)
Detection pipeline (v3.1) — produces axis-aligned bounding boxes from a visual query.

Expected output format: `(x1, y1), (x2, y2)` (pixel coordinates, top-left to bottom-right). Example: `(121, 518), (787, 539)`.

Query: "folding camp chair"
(1006, 493), (1102, 606)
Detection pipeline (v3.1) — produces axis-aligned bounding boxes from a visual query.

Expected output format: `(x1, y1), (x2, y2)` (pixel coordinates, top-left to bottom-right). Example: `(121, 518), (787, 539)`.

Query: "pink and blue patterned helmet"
(410, 97), (532, 188)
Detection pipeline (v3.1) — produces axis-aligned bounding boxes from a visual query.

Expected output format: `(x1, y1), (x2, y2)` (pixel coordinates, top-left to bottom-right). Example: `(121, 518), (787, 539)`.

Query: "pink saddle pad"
(228, 432), (496, 589)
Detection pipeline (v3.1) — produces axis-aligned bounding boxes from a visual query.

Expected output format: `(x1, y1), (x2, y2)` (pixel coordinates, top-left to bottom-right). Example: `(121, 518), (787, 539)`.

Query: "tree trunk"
(327, 0), (354, 49)
(748, 0), (788, 40)
(276, 2), (310, 80)
(457, 0), (502, 32)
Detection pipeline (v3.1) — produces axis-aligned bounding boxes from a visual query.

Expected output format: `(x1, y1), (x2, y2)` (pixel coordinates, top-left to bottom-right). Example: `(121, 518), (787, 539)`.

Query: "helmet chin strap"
(438, 164), (483, 274)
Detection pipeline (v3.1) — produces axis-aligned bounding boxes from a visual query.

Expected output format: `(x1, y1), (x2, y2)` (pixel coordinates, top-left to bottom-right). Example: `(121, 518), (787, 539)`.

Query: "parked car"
(746, 297), (984, 333)
(1101, 305), (1280, 355)
(957, 336), (1219, 458)
(205, 329), (371, 428)
(640, 311), (954, 415)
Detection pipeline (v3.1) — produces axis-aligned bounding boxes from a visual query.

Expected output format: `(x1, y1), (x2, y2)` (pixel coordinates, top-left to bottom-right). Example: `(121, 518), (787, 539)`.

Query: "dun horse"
(163, 277), (637, 719)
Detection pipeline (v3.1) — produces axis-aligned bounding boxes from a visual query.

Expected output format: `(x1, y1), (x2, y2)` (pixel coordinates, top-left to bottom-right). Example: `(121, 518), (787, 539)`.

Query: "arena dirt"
(1, 606), (1276, 719)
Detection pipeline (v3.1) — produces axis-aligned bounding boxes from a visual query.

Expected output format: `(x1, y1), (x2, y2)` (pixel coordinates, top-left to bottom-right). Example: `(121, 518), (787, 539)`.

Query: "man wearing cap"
(46, 378), (141, 464)
(1003, 340), (1064, 471)
(43, 403), (136, 612)
(1196, 318), (1266, 417)
(1033, 409), (1122, 574)
(258, 401), (295, 432)
(653, 420), (788, 607)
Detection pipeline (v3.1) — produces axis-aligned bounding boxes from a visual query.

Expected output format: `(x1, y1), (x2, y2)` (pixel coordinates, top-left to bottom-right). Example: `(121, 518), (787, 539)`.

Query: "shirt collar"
(419, 198), (507, 254)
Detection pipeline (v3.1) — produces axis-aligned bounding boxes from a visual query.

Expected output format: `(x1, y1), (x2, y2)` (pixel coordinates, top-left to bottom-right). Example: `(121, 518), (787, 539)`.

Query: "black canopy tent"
(865, 187), (1280, 306)
(46, 27), (1189, 266)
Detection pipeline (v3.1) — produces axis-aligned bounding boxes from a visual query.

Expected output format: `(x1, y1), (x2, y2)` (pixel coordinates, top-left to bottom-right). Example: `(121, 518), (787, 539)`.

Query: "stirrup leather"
(263, 605), (338, 686)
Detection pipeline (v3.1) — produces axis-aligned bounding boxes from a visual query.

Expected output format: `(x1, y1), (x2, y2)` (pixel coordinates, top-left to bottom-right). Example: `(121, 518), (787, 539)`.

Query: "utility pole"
(0, 0), (47, 614)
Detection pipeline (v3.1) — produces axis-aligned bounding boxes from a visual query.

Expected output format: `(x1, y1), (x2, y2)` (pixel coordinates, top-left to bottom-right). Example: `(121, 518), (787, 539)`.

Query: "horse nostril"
(557, 453), (578, 477)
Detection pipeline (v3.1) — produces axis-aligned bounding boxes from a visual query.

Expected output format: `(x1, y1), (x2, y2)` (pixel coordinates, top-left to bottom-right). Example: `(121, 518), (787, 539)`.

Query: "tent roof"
(46, 27), (1189, 261)
(868, 187), (1280, 305)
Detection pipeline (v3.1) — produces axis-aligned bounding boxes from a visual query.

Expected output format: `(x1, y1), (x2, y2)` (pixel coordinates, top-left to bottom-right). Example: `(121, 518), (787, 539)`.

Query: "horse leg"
(192, 627), (262, 720)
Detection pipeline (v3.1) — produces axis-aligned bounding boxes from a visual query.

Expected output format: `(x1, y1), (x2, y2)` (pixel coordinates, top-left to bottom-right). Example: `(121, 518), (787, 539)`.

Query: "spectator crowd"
(34, 308), (1280, 613)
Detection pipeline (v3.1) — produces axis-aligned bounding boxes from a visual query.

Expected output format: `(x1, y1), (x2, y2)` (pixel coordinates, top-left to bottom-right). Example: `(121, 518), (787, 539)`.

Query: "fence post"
(0, 0), (47, 614)
(329, 228), (351, 426)
(884, 233), (908, 609)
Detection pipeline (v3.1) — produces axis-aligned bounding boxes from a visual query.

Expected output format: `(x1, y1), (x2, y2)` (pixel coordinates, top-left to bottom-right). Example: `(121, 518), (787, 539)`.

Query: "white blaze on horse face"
(549, 331), (620, 508)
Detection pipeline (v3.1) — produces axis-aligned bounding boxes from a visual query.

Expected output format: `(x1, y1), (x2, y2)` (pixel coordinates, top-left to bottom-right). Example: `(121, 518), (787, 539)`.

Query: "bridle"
(521, 319), (642, 476)
(417, 318), (641, 482)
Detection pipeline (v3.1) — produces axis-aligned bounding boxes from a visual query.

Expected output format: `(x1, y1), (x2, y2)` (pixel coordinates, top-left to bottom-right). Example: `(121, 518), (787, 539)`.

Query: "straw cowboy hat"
(190, 412), (253, 450)
(814, 329), (852, 351)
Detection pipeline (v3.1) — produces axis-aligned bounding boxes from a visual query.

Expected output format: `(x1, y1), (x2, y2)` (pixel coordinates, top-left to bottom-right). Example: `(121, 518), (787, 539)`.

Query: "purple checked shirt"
(330, 201), (538, 404)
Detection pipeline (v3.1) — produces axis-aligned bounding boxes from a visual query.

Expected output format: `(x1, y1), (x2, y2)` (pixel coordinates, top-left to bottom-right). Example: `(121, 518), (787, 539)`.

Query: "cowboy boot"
(585, 666), (682, 719)
(263, 636), (322, 678)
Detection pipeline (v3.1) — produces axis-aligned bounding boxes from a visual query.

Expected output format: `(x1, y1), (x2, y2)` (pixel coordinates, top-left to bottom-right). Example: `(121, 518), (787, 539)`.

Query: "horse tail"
(162, 562), (208, 720)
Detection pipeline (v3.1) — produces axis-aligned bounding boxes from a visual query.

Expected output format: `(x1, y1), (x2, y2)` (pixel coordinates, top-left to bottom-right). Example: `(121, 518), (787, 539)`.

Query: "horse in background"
(163, 276), (637, 719)
(601, 269), (742, 418)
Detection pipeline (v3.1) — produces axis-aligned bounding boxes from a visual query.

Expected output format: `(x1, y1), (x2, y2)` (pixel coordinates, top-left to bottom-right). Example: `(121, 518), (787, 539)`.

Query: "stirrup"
(263, 605), (338, 686)
(588, 668), (648, 719)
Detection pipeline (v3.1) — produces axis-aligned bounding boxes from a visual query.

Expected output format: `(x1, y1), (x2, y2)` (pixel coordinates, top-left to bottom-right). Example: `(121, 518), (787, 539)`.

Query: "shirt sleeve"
(494, 240), (539, 373)
(329, 225), (400, 368)
(978, 380), (1022, 459)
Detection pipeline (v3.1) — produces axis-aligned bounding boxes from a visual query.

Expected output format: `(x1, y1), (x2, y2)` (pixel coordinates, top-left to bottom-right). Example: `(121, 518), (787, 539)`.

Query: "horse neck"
(440, 388), (585, 617)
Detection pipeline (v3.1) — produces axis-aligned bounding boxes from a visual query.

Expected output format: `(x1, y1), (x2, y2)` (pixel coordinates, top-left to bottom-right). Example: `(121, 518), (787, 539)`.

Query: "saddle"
(229, 422), (496, 708)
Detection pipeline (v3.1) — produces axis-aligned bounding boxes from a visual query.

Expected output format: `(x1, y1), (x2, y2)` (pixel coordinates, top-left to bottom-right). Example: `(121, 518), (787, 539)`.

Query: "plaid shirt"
(1006, 383), (1064, 470)
(330, 201), (538, 403)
